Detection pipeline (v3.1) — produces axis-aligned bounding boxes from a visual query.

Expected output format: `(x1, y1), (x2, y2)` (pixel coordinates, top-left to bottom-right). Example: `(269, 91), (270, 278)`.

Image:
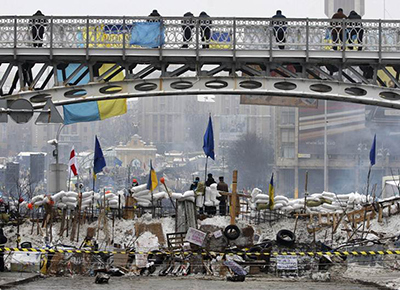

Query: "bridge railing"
(0, 16), (399, 52)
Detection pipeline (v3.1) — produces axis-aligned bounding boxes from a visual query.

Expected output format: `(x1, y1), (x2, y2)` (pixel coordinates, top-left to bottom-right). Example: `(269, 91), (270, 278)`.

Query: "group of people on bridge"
(26, 8), (366, 51)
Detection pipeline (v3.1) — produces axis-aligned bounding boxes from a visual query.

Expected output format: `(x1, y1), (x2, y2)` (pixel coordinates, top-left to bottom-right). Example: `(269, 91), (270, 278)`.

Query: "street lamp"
(47, 124), (67, 193)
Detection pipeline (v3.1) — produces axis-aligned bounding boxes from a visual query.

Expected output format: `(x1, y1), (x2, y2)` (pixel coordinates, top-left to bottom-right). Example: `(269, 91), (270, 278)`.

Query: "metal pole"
(324, 100), (328, 191)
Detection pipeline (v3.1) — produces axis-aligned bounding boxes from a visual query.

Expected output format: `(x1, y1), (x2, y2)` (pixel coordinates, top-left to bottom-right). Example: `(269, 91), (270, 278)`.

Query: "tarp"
(129, 22), (165, 48)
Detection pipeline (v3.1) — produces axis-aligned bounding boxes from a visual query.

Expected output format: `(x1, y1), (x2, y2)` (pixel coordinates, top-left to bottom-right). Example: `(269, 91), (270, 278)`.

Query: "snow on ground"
(4, 204), (400, 253)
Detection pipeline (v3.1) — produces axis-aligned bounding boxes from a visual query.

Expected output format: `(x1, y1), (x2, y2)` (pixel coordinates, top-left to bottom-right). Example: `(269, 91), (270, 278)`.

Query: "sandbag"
(137, 201), (152, 207)
(105, 193), (116, 200)
(32, 195), (44, 203)
(275, 196), (289, 203)
(255, 199), (269, 205)
(196, 195), (204, 207)
(205, 187), (212, 203)
(57, 202), (67, 209)
(62, 196), (77, 203)
(180, 196), (195, 203)
(307, 200), (322, 207)
(132, 184), (147, 193)
(273, 202), (284, 210)
(52, 191), (65, 201)
(82, 191), (93, 199)
(183, 191), (195, 198)
(171, 192), (183, 200)
(134, 190), (151, 198)
(153, 192), (167, 200)
(34, 200), (44, 206)
(255, 194), (269, 200)
(281, 205), (294, 212)
(66, 191), (78, 198)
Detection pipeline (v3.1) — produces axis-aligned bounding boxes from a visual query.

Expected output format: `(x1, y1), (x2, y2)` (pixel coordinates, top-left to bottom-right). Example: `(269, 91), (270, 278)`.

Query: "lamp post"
(48, 124), (67, 193)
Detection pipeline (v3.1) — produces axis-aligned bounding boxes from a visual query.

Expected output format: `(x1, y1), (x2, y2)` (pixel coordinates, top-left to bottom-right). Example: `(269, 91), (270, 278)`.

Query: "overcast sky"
(1, 0), (399, 19)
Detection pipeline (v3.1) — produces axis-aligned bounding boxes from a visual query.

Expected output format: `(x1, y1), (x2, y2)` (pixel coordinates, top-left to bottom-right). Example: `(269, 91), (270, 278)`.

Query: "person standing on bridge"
(182, 12), (195, 48)
(347, 11), (364, 51)
(271, 10), (287, 50)
(199, 12), (212, 49)
(148, 10), (161, 22)
(330, 8), (347, 51)
(30, 10), (47, 48)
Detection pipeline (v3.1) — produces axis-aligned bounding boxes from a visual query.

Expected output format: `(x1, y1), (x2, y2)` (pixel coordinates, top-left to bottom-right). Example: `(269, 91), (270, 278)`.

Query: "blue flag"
(203, 116), (215, 160)
(94, 135), (106, 174)
(369, 134), (376, 166)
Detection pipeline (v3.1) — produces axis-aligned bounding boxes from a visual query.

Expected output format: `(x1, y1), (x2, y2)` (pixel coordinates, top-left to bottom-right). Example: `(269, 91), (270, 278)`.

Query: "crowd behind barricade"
(23, 8), (367, 51)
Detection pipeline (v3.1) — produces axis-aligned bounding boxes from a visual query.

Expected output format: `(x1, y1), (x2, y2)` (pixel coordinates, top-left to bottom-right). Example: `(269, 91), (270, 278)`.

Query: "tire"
(224, 225), (241, 240)
(276, 229), (295, 247)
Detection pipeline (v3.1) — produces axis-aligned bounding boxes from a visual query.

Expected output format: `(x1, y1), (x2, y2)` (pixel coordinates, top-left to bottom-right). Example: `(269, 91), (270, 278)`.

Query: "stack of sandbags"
(250, 188), (262, 203)
(273, 195), (289, 210)
(80, 191), (94, 210)
(133, 189), (152, 207)
(288, 198), (305, 212)
(61, 191), (78, 209)
(204, 184), (221, 207)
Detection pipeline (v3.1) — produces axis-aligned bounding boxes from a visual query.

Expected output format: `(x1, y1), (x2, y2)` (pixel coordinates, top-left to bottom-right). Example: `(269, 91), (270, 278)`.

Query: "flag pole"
(366, 164), (372, 196)
(203, 156), (208, 214)
(67, 169), (71, 191)
(92, 172), (95, 221)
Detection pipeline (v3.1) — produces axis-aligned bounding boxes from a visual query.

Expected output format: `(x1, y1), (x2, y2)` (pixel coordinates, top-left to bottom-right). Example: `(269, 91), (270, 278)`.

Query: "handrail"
(0, 16), (398, 54)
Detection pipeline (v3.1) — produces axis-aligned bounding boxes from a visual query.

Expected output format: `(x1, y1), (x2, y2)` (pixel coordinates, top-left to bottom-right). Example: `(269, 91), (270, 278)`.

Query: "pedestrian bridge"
(0, 16), (400, 109)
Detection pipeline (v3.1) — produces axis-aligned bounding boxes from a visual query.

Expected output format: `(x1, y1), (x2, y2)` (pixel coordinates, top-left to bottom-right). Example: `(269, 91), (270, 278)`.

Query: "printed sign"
(276, 255), (298, 270)
(185, 227), (207, 247)
(213, 230), (223, 239)
(135, 253), (148, 268)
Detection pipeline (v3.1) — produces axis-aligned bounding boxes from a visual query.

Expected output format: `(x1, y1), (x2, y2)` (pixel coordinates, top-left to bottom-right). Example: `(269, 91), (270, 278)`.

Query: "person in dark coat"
(271, 10), (287, 50)
(30, 10), (47, 48)
(148, 9), (161, 22)
(205, 173), (216, 187)
(190, 177), (200, 190)
(217, 176), (229, 216)
(331, 8), (347, 51)
(199, 12), (212, 49)
(0, 228), (7, 272)
(182, 12), (195, 48)
(205, 173), (216, 215)
(347, 10), (364, 51)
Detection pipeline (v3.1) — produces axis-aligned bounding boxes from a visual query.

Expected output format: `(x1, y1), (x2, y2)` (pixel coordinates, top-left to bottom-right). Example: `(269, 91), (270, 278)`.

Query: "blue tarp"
(129, 22), (165, 48)
(63, 101), (100, 125)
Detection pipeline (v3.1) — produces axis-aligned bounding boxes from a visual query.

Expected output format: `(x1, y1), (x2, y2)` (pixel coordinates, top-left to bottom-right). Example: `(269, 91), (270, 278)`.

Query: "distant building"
(115, 134), (157, 169)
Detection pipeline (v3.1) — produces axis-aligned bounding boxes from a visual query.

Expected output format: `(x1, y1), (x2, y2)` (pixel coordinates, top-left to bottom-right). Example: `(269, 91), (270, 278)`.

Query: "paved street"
(8, 276), (382, 290)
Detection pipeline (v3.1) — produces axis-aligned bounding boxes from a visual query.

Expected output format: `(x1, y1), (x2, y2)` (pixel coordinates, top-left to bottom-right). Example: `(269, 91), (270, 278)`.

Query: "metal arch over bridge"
(0, 15), (400, 109)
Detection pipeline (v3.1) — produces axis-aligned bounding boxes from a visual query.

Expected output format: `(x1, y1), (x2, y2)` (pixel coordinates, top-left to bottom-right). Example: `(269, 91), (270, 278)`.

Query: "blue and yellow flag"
(268, 173), (274, 210)
(146, 160), (158, 191)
